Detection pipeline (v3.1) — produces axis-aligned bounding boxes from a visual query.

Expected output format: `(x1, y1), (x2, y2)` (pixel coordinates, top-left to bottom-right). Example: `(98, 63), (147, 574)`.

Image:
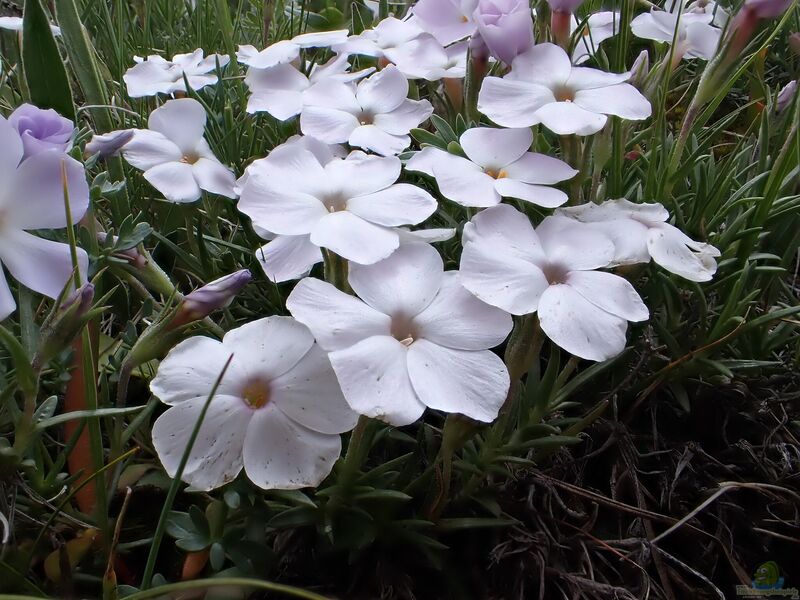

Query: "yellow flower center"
(241, 379), (271, 409)
(181, 152), (200, 164)
(554, 87), (575, 102)
(484, 168), (508, 179)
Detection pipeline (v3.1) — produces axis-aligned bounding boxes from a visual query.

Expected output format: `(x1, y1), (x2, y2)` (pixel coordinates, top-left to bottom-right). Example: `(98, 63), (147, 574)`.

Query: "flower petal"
(243, 404), (343, 489)
(538, 284), (629, 361)
(349, 242), (443, 319)
(478, 77), (555, 127)
(0, 117), (23, 181)
(462, 203), (546, 264)
(311, 211), (400, 264)
(222, 316), (315, 381)
(144, 161), (202, 203)
(372, 99), (433, 135)
(509, 43), (572, 88)
(0, 229), (87, 300)
(407, 340), (509, 422)
(121, 130), (182, 170)
(329, 335), (426, 426)
(415, 272), (512, 350)
(255, 235), (323, 283)
(503, 152), (578, 184)
(148, 98), (207, 154)
(152, 395), (251, 491)
(238, 175), (327, 236)
(493, 179), (569, 208)
(573, 83), (652, 120)
(348, 125), (410, 156)
(300, 106), (360, 144)
(191, 157), (236, 198)
(271, 343), (358, 434)
(286, 277), (392, 351)
(356, 65), (408, 114)
(0, 270), (15, 321)
(347, 183), (437, 226)
(460, 205), (550, 315)
(434, 159), (500, 207)
(150, 336), (243, 404)
(536, 215), (615, 270)
(246, 88), (304, 120)
(4, 151), (89, 229)
(566, 270), (649, 322)
(405, 146), (450, 177)
(325, 152), (401, 198)
(647, 224), (718, 282)
(459, 127), (531, 169)
(566, 66), (632, 90)
(533, 101), (608, 135)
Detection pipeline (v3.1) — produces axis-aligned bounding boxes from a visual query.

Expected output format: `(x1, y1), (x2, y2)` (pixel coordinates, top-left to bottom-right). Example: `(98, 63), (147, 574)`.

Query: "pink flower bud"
(178, 270), (252, 322)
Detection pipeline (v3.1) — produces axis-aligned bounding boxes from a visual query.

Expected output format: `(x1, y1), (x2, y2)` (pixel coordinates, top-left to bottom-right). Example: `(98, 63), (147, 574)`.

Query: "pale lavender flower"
(8, 104), (74, 160)
(473, 0), (534, 65)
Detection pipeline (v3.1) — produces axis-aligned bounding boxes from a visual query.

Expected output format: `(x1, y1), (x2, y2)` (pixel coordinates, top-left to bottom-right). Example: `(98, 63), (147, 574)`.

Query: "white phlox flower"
(631, 0), (727, 61)
(571, 12), (621, 65)
(0, 116), (89, 320)
(150, 316), (358, 491)
(333, 16), (425, 59)
(459, 204), (650, 361)
(286, 243), (513, 426)
(300, 65), (433, 155)
(555, 198), (721, 282)
(236, 30), (349, 70)
(387, 36), (469, 81)
(123, 49), (230, 98)
(406, 126), (577, 208)
(477, 42), (652, 135)
(407, 0), (479, 44)
(236, 139), (438, 266)
(119, 98), (237, 203)
(244, 54), (374, 120)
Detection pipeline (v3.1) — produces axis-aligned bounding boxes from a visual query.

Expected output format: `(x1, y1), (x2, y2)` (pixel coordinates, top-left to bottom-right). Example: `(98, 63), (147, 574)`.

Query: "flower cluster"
(53, 0), (773, 495)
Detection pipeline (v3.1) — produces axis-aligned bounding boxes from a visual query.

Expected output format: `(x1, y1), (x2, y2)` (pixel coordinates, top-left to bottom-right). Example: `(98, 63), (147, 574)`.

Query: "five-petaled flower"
(150, 316), (358, 491)
(124, 49), (230, 98)
(407, 126), (577, 208)
(120, 98), (237, 202)
(555, 198), (721, 282)
(237, 141), (437, 265)
(459, 204), (649, 361)
(478, 42), (652, 135)
(300, 65), (433, 156)
(287, 243), (513, 426)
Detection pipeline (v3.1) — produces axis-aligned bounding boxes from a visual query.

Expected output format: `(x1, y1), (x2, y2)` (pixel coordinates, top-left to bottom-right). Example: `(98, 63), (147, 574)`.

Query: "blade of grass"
(139, 354), (235, 589)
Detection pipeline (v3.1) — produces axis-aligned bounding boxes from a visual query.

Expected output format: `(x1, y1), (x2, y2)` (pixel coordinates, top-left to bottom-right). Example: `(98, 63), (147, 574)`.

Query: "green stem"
(323, 250), (350, 293)
(504, 314), (544, 381)
(140, 355), (234, 589)
(125, 578), (331, 600)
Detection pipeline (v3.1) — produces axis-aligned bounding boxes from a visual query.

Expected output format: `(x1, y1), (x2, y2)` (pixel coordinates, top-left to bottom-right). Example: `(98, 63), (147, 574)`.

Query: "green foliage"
(22, 0), (74, 119)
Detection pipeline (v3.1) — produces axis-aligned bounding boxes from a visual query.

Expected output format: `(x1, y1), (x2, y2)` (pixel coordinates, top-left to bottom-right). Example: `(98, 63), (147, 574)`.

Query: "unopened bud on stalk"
(630, 50), (650, 90)
(726, 0), (793, 58)
(547, 0), (584, 48)
(777, 80), (797, 113)
(469, 32), (490, 78)
(789, 32), (800, 56)
(34, 283), (96, 369)
(85, 130), (135, 159)
(172, 270), (252, 327)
